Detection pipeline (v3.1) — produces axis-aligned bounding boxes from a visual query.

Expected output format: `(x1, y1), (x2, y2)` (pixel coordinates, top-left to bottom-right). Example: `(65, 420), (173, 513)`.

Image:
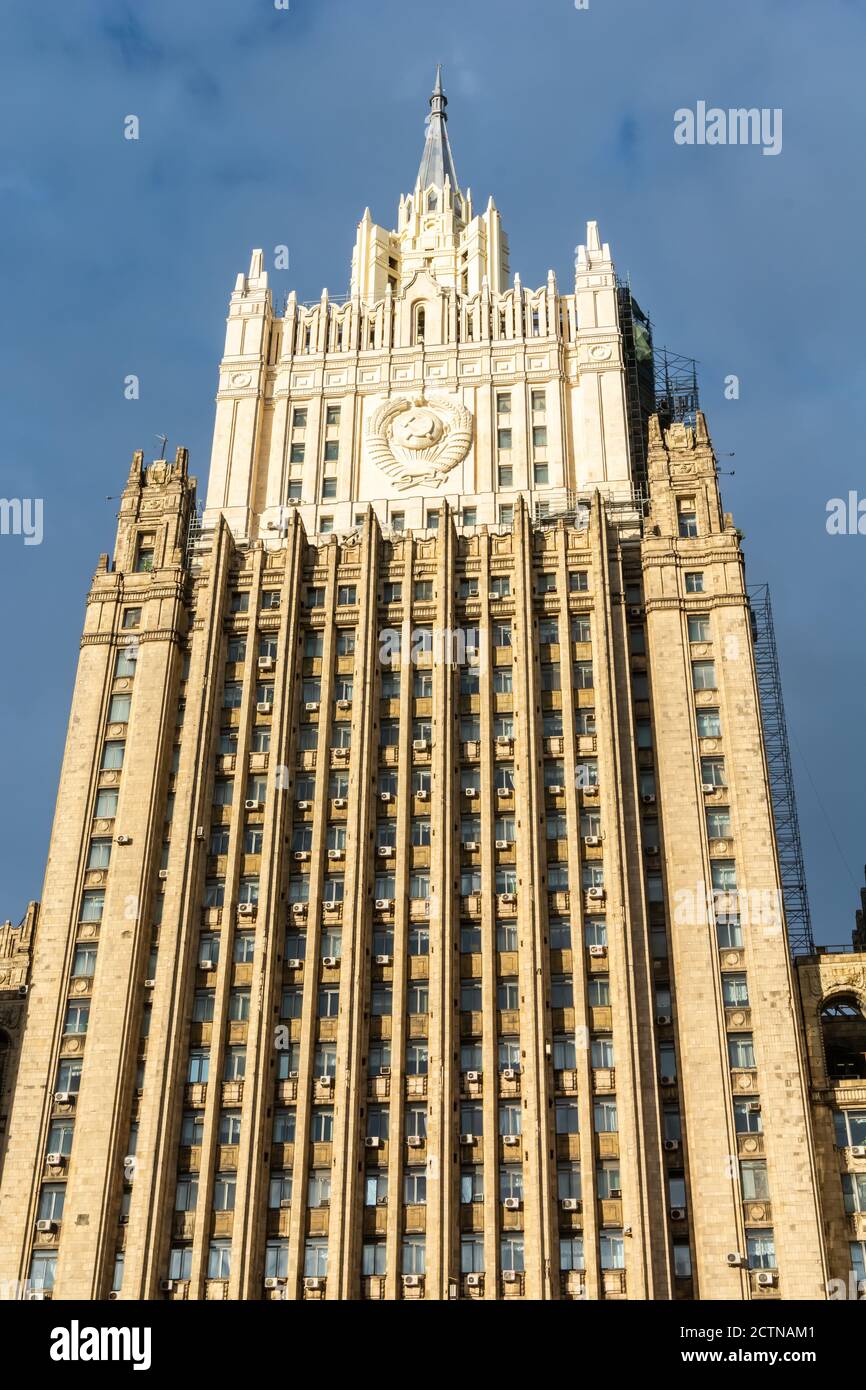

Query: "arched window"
(821, 995), (866, 1080)
(414, 306), (426, 345)
(427, 190), (438, 212)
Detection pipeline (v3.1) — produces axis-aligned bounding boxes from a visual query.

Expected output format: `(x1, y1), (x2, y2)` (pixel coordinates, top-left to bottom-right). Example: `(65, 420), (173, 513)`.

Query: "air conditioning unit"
(158, 869), (169, 880)
(495, 736), (513, 748)
(547, 784), (565, 795)
(379, 1066), (391, 1077)
(334, 748), (349, 761)
(664, 1139), (680, 1152)
(377, 846), (393, 858)
(238, 903), (256, 917)
(264, 1277), (286, 1289)
(504, 1197), (521, 1210)
(726, 1252), (744, 1267)
(144, 978), (157, 989)
(195, 826), (205, 839)
(245, 799), (263, 812)
(645, 845), (660, 857)
(413, 739), (429, 752)
(407, 1136), (422, 1148)
(322, 956), (338, 967)
(462, 841), (479, 852)
(199, 960), (215, 971)
(46, 1153), (65, 1167)
(587, 887), (605, 900)
(403, 1275), (420, 1288)
(416, 789), (430, 801)
(319, 1075), (334, 1087)
(502, 1068), (517, 1080)
(583, 835), (601, 847)
(334, 798), (347, 809)
(375, 954), (392, 965)
(465, 788), (479, 799)
(116, 834), (132, 846)
(642, 793), (656, 804)
(465, 587), (479, 598)
(850, 1145), (866, 1157)
(560, 1198), (579, 1211)
(499, 893), (516, 905)
(36, 1220), (56, 1233)
(503, 1271), (517, 1284)
(756, 1271), (776, 1288)
(503, 1135), (520, 1147)
(460, 1133), (475, 1145)
(660, 1074), (677, 1086)
(337, 699), (351, 710)
(380, 792), (393, 803)
(258, 656), (275, 671)
(466, 1273), (482, 1288)
(304, 1278), (323, 1291)
(465, 1070), (480, 1082)
(297, 800), (311, 811)
(256, 702), (272, 715)
(327, 849), (344, 861)
(160, 1280), (175, 1292)
(365, 1136), (381, 1149)
(609, 1188), (622, 1199)
(287, 958), (304, 969)
(583, 784), (600, 796)
(495, 839), (510, 850)
(375, 899), (393, 911)
(656, 1014), (672, 1026)
(670, 1206), (686, 1221)
(291, 903), (307, 917)
(294, 851), (310, 862)
(305, 701), (320, 713)
(701, 783), (716, 794)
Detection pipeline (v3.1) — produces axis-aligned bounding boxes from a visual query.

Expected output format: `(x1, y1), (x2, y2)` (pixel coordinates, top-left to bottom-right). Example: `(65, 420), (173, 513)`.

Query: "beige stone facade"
(0, 903), (38, 1185)
(0, 72), (850, 1303)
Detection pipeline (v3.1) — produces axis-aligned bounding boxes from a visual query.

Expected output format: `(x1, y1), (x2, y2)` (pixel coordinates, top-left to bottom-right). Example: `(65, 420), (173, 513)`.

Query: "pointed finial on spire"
(415, 65), (460, 195)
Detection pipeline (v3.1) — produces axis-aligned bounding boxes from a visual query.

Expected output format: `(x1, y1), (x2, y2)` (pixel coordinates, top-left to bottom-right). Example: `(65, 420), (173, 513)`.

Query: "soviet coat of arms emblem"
(366, 394), (473, 491)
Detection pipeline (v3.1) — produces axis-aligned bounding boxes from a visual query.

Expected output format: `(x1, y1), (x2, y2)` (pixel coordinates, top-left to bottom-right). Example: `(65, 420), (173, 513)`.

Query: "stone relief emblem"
(366, 394), (473, 491)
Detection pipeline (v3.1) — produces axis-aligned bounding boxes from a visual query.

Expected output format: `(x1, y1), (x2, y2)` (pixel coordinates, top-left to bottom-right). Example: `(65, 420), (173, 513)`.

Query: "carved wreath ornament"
(366, 394), (473, 491)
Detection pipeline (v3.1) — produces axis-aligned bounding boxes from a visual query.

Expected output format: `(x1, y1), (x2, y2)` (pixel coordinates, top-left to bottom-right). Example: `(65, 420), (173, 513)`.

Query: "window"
(728, 1034), (755, 1069)
(685, 572), (704, 594)
(688, 614), (711, 643)
(94, 788), (119, 819)
(207, 1242), (231, 1280)
(46, 1120), (74, 1157)
(122, 607), (141, 629)
(592, 1037), (615, 1069)
(80, 890), (104, 923)
(402, 1237), (426, 1275)
(594, 1099), (618, 1133)
(38, 1184), (66, 1222)
(213, 1172), (236, 1211)
(569, 570), (589, 592)
(740, 1160), (769, 1201)
(701, 757), (726, 788)
(834, 1110), (866, 1148)
(711, 860), (737, 893)
(722, 972), (749, 1007)
(108, 693), (131, 724)
(842, 1173), (866, 1214)
(588, 976), (610, 1007)
(733, 1098), (762, 1135)
(28, 1251), (57, 1293)
(404, 1170), (427, 1205)
(555, 1100), (579, 1134)
(692, 661), (716, 691)
(311, 1107), (334, 1142)
(135, 535), (155, 572)
(678, 508), (698, 538)
(304, 1240), (328, 1278)
(697, 708), (721, 738)
(273, 1108), (296, 1143)
(100, 741), (125, 771)
(501, 1235), (524, 1273)
(746, 1229), (776, 1270)
(497, 427), (513, 451)
(223, 1047), (246, 1081)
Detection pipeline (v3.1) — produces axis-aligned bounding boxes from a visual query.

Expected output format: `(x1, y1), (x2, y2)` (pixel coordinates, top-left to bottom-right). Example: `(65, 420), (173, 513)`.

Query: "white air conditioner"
(496, 787), (512, 798)
(609, 1188), (622, 1199)
(407, 1136), (422, 1148)
(656, 1014), (672, 1026)
(726, 1252), (744, 1267)
(291, 903), (307, 916)
(380, 792), (393, 803)
(465, 1070), (480, 1082)
(462, 841), (479, 852)
(465, 587), (479, 598)
(258, 657), (275, 672)
(36, 1220), (55, 1233)
(495, 736), (513, 748)
(548, 784), (565, 795)
(144, 978), (157, 989)
(238, 903), (256, 917)
(365, 1136), (381, 1149)
(504, 1197), (521, 1211)
(378, 1065), (391, 1077)
(465, 788), (479, 799)
(502, 1068), (517, 1080)
(256, 702), (272, 715)
(46, 1153), (65, 1167)
(503, 1135), (520, 1147)
(304, 1278), (323, 1290)
(375, 899), (393, 910)
(377, 846), (393, 858)
(403, 1275), (420, 1288)
(416, 789), (430, 801)
(305, 701), (320, 712)
(287, 958), (304, 969)
(503, 1271), (517, 1283)
(322, 956), (338, 968)
(756, 1271), (776, 1287)
(588, 945), (607, 958)
(158, 869), (168, 880)
(334, 748), (348, 760)
(116, 834), (132, 846)
(642, 793), (656, 804)
(583, 835), (601, 847)
(294, 851), (310, 862)
(583, 784), (600, 796)
(375, 954), (392, 965)
(701, 783), (716, 794)
(495, 839), (510, 850)
(413, 739), (429, 752)
(561, 1198), (579, 1211)
(327, 849), (344, 861)
(499, 893), (516, 905)
(278, 1198), (292, 1210)
(245, 799), (263, 812)
(850, 1145), (866, 1157)
(319, 1075), (334, 1087)
(199, 960), (215, 971)
(587, 887), (605, 900)
(160, 1280), (175, 1292)
(664, 1139), (680, 1152)
(466, 1273), (482, 1288)
(337, 699), (351, 710)
(660, 1074), (677, 1086)
(460, 1134), (475, 1145)
(195, 826), (205, 839)
(670, 1206), (686, 1221)
(297, 800), (311, 811)
(334, 798), (347, 809)
(264, 1277), (286, 1289)
(54, 1092), (73, 1106)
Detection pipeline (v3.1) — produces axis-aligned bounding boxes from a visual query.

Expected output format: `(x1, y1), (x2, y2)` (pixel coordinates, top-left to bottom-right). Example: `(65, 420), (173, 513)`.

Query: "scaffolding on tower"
(748, 583), (815, 956)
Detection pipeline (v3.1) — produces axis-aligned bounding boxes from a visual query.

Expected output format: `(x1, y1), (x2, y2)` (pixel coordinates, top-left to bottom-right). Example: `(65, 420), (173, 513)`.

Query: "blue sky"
(1, 0), (863, 942)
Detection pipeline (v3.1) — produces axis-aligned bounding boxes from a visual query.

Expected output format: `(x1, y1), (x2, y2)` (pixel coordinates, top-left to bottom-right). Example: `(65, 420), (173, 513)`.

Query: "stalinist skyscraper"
(0, 70), (841, 1303)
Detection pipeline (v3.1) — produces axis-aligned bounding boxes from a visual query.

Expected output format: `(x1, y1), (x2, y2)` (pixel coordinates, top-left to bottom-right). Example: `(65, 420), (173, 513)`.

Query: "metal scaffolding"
(748, 583), (815, 955)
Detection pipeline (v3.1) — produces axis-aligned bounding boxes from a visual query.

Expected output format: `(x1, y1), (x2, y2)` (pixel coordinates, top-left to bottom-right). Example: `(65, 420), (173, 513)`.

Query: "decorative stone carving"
(366, 394), (472, 491)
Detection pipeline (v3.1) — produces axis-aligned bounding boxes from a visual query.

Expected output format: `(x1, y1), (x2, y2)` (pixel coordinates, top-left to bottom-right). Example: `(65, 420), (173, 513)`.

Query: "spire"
(416, 64), (460, 195)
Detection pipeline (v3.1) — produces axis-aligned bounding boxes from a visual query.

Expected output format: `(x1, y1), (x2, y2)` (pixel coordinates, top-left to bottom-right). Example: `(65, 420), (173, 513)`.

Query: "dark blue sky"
(1, 0), (863, 941)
